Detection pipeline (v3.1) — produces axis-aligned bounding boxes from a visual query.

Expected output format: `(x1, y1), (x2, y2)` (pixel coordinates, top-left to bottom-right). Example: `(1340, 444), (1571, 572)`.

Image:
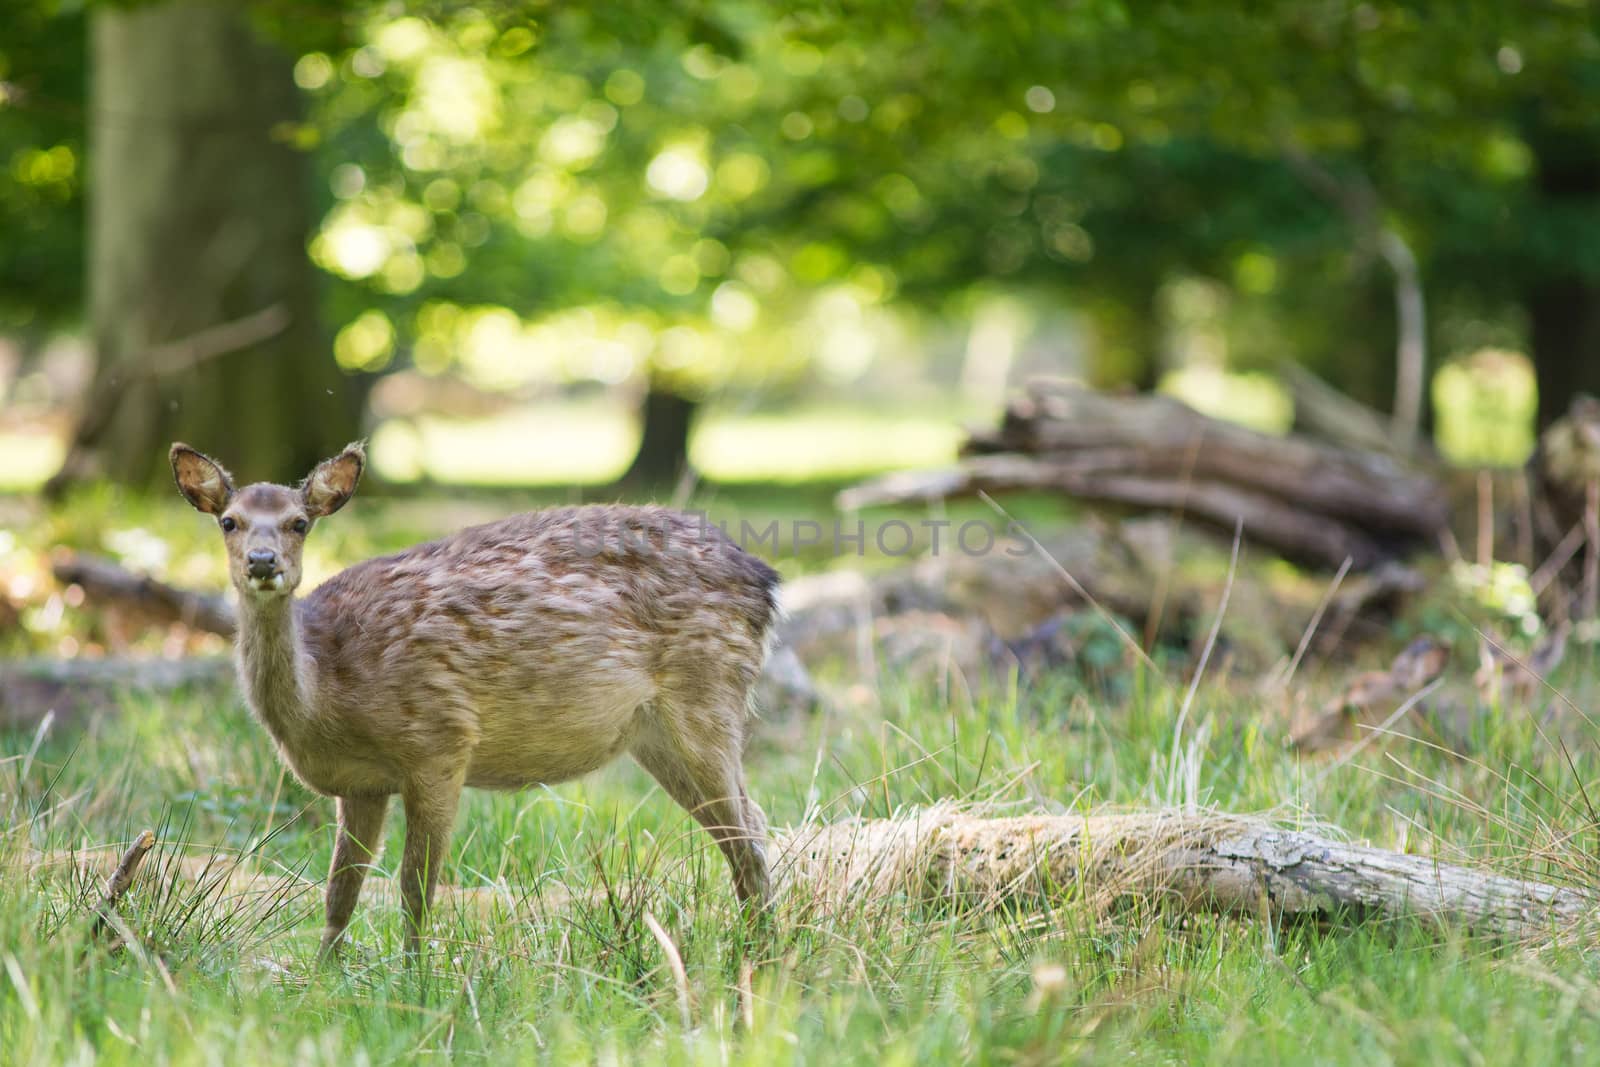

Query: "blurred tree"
(7, 0), (1600, 485)
(54, 0), (360, 490)
(0, 6), (85, 340)
(1521, 121), (1600, 428)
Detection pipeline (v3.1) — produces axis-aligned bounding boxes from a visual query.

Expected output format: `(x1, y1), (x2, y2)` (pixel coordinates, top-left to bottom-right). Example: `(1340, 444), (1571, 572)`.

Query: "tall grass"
(5, 634), (1600, 1063)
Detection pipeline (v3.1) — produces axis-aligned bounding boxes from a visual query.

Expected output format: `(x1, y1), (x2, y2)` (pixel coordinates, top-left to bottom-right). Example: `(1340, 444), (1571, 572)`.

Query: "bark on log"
(777, 807), (1591, 940)
(52, 553), (236, 637)
(839, 456), (1387, 568)
(0, 656), (233, 730)
(1284, 363), (1412, 459)
(37, 809), (1592, 943)
(841, 381), (1449, 569)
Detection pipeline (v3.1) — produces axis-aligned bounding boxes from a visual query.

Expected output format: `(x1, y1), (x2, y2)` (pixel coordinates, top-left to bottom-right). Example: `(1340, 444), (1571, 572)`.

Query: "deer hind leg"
(399, 764), (467, 956)
(321, 793), (390, 958)
(630, 699), (771, 906)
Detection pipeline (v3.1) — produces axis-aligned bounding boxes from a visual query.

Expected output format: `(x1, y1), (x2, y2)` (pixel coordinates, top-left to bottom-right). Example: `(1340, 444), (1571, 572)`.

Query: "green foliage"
(0, 6), (85, 332)
(4, 1), (1600, 418)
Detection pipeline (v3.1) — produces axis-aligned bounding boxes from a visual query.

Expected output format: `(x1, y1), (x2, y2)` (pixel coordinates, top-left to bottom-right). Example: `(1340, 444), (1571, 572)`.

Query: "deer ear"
(302, 441), (365, 518)
(169, 444), (235, 516)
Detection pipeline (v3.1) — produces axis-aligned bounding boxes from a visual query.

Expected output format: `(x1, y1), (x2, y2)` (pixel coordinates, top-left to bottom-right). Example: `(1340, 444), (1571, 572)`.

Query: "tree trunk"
(620, 379), (698, 491)
(1527, 123), (1600, 429)
(1531, 282), (1600, 430)
(1086, 289), (1162, 392)
(69, 0), (356, 489)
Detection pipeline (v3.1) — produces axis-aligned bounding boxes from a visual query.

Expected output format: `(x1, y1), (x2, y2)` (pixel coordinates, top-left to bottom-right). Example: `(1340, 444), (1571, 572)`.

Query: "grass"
(5, 489), (1600, 1064)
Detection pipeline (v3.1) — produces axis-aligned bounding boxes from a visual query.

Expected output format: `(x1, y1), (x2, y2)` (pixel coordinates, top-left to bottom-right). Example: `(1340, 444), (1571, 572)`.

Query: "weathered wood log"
(839, 454), (1389, 568)
(0, 656), (234, 730)
(840, 383), (1449, 569)
(51, 553), (236, 637)
(777, 806), (1591, 939)
(966, 382), (1447, 536)
(1283, 363), (1415, 460)
(38, 809), (1592, 943)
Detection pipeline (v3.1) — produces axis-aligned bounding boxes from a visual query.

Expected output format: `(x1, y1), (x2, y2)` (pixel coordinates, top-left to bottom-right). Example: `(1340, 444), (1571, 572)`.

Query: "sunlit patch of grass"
(0, 433), (64, 490)
(692, 408), (963, 483)
(8, 464), (1600, 1062)
(1433, 348), (1538, 468)
(366, 402), (965, 487)
(1159, 366), (1294, 434)
(371, 400), (638, 485)
(5, 626), (1600, 1062)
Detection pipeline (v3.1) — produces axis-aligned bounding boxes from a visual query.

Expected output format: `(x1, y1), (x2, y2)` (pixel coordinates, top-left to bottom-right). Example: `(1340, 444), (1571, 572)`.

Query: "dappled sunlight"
(1158, 366), (1294, 434)
(1433, 348), (1538, 468)
(0, 433), (62, 490)
(370, 402), (635, 484)
(5, 2), (1600, 1062)
(365, 403), (966, 486)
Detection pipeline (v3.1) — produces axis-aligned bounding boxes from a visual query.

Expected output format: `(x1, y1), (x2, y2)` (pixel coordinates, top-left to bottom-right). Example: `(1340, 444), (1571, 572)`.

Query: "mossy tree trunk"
(71, 0), (356, 489)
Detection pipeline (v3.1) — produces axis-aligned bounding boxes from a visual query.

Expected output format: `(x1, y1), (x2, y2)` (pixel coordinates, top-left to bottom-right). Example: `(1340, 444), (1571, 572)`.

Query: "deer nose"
(246, 549), (278, 579)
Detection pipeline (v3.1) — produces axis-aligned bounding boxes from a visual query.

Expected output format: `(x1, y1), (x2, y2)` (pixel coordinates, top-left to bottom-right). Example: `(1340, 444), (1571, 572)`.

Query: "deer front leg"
(320, 794), (390, 959)
(399, 766), (466, 957)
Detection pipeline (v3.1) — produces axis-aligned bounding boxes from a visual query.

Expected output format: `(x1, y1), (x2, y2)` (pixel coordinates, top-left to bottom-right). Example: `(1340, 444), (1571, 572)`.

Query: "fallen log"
(38, 808), (1593, 943)
(1283, 363), (1414, 460)
(839, 455), (1387, 568)
(0, 656), (233, 730)
(52, 553), (236, 637)
(840, 381), (1450, 569)
(778, 806), (1591, 940)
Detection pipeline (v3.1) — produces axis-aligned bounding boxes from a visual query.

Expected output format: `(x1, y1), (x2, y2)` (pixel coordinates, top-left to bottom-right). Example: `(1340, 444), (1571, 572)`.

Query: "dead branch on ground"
(88, 829), (156, 948)
(778, 806), (1591, 940)
(840, 382), (1448, 569)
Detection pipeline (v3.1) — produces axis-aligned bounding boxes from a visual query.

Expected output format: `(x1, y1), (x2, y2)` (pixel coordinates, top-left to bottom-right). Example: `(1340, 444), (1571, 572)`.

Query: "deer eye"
(291, 518), (309, 534)
(220, 516), (237, 533)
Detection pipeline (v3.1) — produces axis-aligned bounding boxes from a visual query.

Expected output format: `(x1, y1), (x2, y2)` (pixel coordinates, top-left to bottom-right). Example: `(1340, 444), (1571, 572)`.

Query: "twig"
(1279, 139), (1425, 452)
(1478, 470), (1494, 568)
(1310, 678), (1444, 790)
(1169, 519), (1243, 791)
(736, 958), (756, 1031)
(1515, 471), (1536, 571)
(90, 829), (156, 942)
(643, 911), (693, 1031)
(1530, 521), (1588, 600)
(46, 305), (291, 498)
(1274, 556), (1353, 692)
(143, 305), (292, 379)
(976, 491), (1158, 674)
(1584, 480), (1599, 626)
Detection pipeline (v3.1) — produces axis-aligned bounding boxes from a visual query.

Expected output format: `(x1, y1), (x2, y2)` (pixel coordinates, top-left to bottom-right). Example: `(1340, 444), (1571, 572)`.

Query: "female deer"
(170, 442), (777, 955)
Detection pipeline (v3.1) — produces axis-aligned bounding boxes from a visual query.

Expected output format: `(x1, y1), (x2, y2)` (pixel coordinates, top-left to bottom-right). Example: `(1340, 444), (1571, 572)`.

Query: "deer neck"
(235, 594), (316, 738)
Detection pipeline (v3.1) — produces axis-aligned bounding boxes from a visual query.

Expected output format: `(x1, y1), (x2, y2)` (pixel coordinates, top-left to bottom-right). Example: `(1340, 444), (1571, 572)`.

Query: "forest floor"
(4, 484), (1600, 1065)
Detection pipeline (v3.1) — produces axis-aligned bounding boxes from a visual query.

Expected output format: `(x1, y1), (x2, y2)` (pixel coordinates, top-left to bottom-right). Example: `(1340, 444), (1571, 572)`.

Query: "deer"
(169, 441), (778, 958)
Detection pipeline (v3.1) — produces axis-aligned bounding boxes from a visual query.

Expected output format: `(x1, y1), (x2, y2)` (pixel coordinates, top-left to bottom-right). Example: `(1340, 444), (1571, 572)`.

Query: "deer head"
(170, 443), (365, 599)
